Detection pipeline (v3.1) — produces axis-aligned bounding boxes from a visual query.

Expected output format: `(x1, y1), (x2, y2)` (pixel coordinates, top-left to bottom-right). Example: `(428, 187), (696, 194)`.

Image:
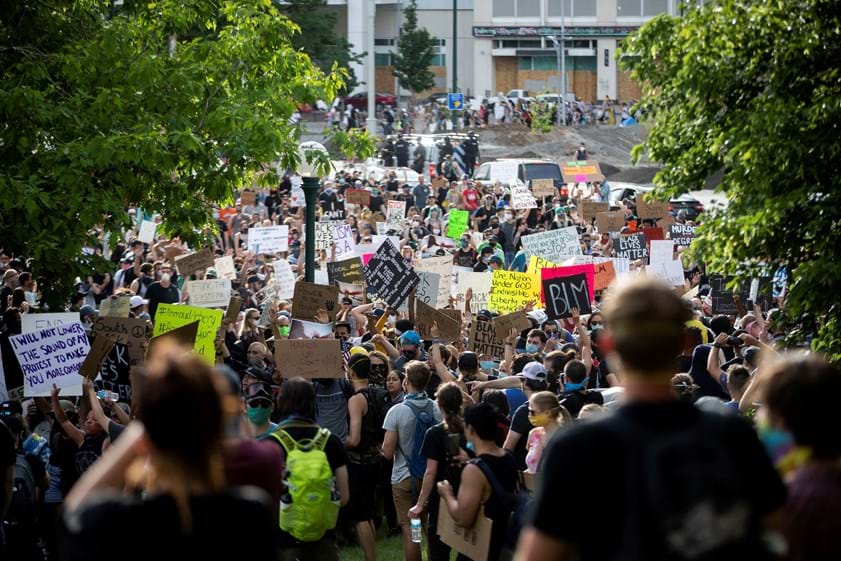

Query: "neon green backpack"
(271, 427), (340, 542)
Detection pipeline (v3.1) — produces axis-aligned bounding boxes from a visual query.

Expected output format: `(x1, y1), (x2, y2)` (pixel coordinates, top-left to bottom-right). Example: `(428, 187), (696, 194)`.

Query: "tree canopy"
(621, 0), (841, 359)
(391, 0), (436, 95)
(0, 0), (371, 308)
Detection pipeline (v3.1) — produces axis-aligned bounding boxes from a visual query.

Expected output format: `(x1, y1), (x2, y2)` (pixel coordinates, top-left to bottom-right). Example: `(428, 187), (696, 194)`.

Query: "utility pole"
(366, 0), (378, 137)
(452, 0), (457, 92)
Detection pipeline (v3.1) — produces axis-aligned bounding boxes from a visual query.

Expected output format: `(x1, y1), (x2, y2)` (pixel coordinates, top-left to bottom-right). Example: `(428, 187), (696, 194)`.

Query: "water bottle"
(410, 517), (422, 543)
(96, 389), (119, 401)
(22, 433), (50, 463)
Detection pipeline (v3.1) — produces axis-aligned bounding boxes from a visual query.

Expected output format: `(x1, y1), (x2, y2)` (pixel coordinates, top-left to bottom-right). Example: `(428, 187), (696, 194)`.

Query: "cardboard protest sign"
(493, 310), (532, 341)
(527, 255), (559, 275)
(560, 160), (603, 183)
(275, 339), (343, 379)
(288, 319), (334, 339)
(137, 220), (157, 243)
(11, 322), (89, 397)
(240, 190), (256, 207)
(543, 274), (592, 319)
(22, 313), (79, 334)
(709, 275), (739, 314)
(187, 279), (232, 308)
(511, 186), (537, 209)
(415, 272), (441, 307)
(90, 317), (150, 366)
(337, 281), (364, 305)
(214, 256), (237, 280)
(327, 257), (364, 285)
(366, 211), (387, 231)
(437, 501), (492, 561)
(581, 201), (609, 223)
(669, 223), (696, 247)
(456, 271), (493, 315)
(247, 225), (289, 254)
(174, 248), (215, 277)
(291, 282), (340, 322)
(488, 270), (541, 315)
(364, 239), (419, 309)
(531, 178), (556, 198)
(99, 295), (131, 318)
(521, 227), (581, 263)
(446, 210), (469, 240)
(333, 224), (356, 260)
(636, 197), (670, 220)
(468, 318), (506, 360)
(648, 239), (674, 265)
(647, 260), (685, 287)
(164, 245), (186, 262)
(596, 211), (625, 233)
(80, 335), (116, 380)
(413, 255), (453, 309)
(415, 301), (461, 341)
(224, 296), (242, 324)
(643, 226), (665, 248)
(94, 343), (133, 403)
(152, 305), (222, 364)
(315, 221), (335, 252)
(541, 264), (595, 303)
(147, 321), (200, 358)
(432, 176), (447, 190)
(615, 233), (648, 261)
(345, 189), (371, 206)
(593, 260), (616, 291)
(386, 200), (406, 225)
(269, 259), (295, 300)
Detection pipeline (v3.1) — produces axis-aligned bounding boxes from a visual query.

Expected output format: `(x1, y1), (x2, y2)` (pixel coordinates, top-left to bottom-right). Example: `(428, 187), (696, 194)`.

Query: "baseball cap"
(399, 330), (422, 346)
(244, 382), (273, 403)
(349, 346), (370, 356)
(489, 256), (504, 266)
(130, 295), (148, 308)
(3, 269), (18, 280)
(520, 362), (547, 381)
(243, 366), (274, 385)
(79, 305), (97, 319)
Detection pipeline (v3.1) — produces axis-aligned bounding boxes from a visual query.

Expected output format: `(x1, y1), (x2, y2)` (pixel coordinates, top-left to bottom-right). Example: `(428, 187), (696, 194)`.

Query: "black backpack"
(607, 411), (779, 561)
(472, 457), (531, 556)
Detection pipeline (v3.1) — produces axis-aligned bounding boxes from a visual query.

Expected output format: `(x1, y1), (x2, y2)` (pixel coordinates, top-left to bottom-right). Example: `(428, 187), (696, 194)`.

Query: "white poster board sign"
(247, 225), (289, 254)
(11, 322), (89, 397)
(187, 279), (232, 308)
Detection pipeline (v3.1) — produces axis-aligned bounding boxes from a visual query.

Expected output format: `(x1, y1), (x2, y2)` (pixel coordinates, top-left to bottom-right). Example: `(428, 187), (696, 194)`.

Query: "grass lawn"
(339, 531), (433, 561)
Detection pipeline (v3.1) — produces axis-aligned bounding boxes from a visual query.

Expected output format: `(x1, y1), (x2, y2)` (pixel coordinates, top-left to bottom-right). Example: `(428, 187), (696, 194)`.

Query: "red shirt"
(462, 188), (480, 211)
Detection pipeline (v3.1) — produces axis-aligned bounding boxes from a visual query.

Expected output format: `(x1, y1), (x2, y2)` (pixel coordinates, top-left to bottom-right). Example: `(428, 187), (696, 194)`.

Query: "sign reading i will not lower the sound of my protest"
(11, 321), (90, 397)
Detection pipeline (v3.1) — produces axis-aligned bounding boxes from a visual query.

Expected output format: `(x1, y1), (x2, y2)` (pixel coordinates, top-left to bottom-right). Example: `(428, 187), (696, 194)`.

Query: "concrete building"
(325, 0), (677, 102)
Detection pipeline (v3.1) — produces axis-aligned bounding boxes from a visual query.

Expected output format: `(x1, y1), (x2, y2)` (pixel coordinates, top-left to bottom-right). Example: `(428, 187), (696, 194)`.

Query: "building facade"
(325, 0), (677, 102)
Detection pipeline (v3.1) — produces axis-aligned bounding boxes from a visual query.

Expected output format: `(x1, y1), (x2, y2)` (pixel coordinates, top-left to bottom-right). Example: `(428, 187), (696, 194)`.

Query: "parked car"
(473, 159), (569, 201)
(344, 92), (397, 110)
(608, 184), (705, 220)
(505, 89), (531, 103)
(423, 92), (450, 105)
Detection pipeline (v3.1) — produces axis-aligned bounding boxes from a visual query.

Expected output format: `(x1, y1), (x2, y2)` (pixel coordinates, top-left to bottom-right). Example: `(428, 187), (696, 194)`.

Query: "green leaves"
(391, 0), (437, 94)
(622, 0), (841, 360)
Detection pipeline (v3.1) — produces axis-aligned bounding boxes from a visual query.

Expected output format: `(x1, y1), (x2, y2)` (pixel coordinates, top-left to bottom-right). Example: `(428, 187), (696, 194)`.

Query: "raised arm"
(51, 385), (85, 447)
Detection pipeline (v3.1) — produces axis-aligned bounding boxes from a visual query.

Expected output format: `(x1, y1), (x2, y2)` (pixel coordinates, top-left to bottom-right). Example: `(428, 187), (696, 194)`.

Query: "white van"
(473, 159), (569, 201)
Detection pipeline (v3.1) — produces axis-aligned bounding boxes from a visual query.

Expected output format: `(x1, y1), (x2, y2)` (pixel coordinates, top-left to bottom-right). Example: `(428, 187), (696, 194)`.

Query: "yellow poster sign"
(152, 304), (223, 364)
(488, 270), (541, 314)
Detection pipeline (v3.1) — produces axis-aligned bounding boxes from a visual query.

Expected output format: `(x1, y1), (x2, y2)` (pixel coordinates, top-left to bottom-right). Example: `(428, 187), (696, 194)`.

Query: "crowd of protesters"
(0, 149), (838, 561)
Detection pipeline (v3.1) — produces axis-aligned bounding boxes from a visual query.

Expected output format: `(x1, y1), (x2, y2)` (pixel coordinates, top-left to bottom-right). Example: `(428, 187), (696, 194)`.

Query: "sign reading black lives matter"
(94, 342), (133, 404)
(615, 233), (648, 261)
(364, 239), (419, 308)
(542, 274), (592, 319)
(669, 223), (696, 247)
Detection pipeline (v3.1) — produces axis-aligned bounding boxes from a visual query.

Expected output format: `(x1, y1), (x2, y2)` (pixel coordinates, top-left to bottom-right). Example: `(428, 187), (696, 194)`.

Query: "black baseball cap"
(244, 382), (273, 403)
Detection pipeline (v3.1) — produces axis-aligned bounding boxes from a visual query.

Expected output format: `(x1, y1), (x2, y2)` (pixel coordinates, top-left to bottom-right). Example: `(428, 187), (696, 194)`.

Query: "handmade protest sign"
(315, 221), (335, 252)
(152, 305), (222, 364)
(468, 318), (506, 360)
(636, 197), (670, 220)
(596, 211), (625, 233)
(560, 160), (604, 183)
(493, 310), (532, 341)
(224, 296), (242, 324)
(531, 178), (556, 198)
(247, 225), (289, 254)
(288, 319), (334, 339)
(164, 245), (186, 262)
(543, 274), (592, 319)
(290, 176), (305, 207)
(669, 223), (696, 247)
(649, 240), (675, 265)
(147, 321), (200, 358)
(521, 227), (581, 263)
(647, 260), (685, 287)
(364, 239), (419, 308)
(91, 317), (150, 366)
(527, 255), (559, 275)
(11, 321), (89, 397)
(22, 312), (79, 334)
(709, 275), (738, 314)
(615, 233), (648, 261)
(80, 335), (116, 380)
(214, 256), (237, 280)
(541, 264), (595, 303)
(137, 220), (157, 243)
(240, 190), (256, 207)
(415, 301), (461, 341)
(643, 226), (665, 248)
(345, 188), (371, 206)
(174, 248), (215, 277)
(187, 279), (232, 308)
(333, 224), (356, 260)
(291, 282), (340, 322)
(386, 200), (406, 225)
(95, 343), (133, 403)
(337, 281), (364, 305)
(488, 270), (540, 315)
(437, 500), (491, 561)
(275, 339), (343, 379)
(447, 209), (469, 239)
(415, 272), (441, 307)
(456, 271), (493, 315)
(432, 176), (447, 190)
(580, 201), (609, 223)
(413, 255), (453, 308)
(511, 186), (537, 209)
(272, 259), (297, 300)
(327, 257), (364, 285)
(99, 295), (131, 318)
(593, 260), (616, 291)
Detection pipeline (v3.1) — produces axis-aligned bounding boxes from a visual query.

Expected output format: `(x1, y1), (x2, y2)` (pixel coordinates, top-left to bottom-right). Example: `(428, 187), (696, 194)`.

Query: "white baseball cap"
(130, 295), (148, 308)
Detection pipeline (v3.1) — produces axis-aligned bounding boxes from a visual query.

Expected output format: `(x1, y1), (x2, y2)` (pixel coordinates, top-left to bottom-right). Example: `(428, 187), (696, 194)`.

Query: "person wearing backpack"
(382, 361), (442, 561)
(437, 402), (521, 561)
(515, 278), (787, 561)
(344, 354), (383, 561)
(270, 377), (349, 561)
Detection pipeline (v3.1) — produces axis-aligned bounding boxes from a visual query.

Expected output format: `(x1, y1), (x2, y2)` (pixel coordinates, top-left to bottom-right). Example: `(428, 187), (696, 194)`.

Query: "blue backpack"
(405, 400), (436, 479)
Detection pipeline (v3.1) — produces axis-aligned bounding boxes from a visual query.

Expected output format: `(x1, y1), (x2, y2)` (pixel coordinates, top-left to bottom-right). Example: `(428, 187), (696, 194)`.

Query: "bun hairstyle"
(347, 354), (371, 379)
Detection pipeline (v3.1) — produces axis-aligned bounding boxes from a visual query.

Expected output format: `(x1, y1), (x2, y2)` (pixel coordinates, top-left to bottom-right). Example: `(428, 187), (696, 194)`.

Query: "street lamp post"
(298, 142), (328, 283)
(550, 34), (566, 127)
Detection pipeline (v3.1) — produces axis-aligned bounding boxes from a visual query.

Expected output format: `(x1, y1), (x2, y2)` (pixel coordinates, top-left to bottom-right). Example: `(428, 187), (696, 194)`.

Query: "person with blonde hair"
(524, 392), (571, 474)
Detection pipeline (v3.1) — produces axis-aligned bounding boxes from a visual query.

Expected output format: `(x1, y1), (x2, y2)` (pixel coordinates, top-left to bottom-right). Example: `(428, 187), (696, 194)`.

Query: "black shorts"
(346, 460), (381, 523)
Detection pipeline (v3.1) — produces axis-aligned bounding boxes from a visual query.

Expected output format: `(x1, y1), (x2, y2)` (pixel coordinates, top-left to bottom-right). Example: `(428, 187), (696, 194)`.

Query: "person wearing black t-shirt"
(516, 279), (786, 561)
(557, 359), (604, 418)
(503, 362), (549, 471)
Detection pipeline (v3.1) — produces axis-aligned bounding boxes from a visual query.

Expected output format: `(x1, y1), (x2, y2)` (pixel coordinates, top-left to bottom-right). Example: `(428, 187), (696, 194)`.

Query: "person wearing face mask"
(473, 197), (496, 231)
(453, 237), (477, 268)
(558, 359), (604, 418)
(472, 246), (495, 273)
(500, 362), (548, 471)
(523, 329), (548, 356)
(144, 268), (180, 320)
(244, 382), (278, 440)
(524, 392), (571, 474)
(391, 330), (427, 374)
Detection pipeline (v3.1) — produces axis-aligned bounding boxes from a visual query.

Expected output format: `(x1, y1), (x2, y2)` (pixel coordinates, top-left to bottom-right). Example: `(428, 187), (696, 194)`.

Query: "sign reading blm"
(542, 274), (592, 319)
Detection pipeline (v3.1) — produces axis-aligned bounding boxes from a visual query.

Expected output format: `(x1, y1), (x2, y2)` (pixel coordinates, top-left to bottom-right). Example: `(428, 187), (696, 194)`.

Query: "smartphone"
(447, 433), (460, 456)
